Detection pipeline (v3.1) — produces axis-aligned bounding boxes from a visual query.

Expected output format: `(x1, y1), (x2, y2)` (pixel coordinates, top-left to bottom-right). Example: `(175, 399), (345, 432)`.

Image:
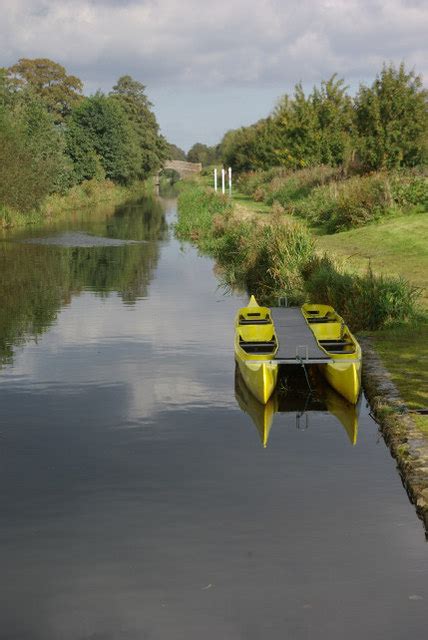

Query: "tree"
(310, 75), (355, 166)
(110, 75), (167, 177)
(355, 63), (428, 170)
(187, 142), (220, 166)
(0, 97), (68, 211)
(167, 143), (187, 161)
(66, 93), (137, 184)
(7, 58), (83, 122)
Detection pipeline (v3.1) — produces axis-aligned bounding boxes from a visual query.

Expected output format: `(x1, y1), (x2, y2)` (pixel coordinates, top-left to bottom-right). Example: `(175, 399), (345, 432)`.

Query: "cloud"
(1, 0), (426, 91)
(1, 0), (426, 147)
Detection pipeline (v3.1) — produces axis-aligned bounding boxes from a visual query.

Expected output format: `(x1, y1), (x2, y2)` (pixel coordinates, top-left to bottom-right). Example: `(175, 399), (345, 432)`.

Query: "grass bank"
(177, 182), (420, 330)
(237, 166), (428, 233)
(0, 178), (153, 229)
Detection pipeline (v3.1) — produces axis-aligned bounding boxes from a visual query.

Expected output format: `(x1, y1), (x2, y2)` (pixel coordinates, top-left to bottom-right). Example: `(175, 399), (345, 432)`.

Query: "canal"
(0, 196), (427, 639)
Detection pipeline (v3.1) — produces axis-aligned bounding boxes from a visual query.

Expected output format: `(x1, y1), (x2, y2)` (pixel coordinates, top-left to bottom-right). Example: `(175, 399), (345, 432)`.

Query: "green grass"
(373, 322), (428, 409)
(316, 211), (428, 308)
(373, 321), (428, 434)
(232, 191), (272, 216)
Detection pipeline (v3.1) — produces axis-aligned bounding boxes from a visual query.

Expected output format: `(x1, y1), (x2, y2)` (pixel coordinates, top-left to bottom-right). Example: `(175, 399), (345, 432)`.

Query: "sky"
(1, 0), (427, 150)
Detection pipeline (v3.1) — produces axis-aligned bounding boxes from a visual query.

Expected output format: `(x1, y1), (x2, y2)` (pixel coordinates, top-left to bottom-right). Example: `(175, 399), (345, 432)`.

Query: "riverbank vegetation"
(176, 183), (420, 331)
(0, 58), (171, 227)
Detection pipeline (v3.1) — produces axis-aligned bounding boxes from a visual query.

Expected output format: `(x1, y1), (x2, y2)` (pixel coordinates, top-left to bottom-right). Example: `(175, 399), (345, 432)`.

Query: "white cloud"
(1, 0), (426, 147)
(1, 0), (426, 89)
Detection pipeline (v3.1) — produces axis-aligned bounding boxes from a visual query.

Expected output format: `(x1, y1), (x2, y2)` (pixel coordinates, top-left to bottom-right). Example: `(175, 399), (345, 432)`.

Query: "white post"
(221, 168), (225, 195)
(228, 167), (232, 196)
(214, 168), (218, 192)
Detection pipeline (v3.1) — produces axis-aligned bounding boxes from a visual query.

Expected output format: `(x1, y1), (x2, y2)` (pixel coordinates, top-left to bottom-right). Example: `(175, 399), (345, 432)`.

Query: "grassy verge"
(0, 178), (153, 229)
(316, 211), (428, 308)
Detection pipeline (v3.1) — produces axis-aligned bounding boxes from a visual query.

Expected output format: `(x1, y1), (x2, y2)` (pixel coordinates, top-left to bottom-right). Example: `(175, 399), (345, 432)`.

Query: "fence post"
(221, 168), (225, 194)
(214, 168), (218, 192)
(228, 167), (232, 196)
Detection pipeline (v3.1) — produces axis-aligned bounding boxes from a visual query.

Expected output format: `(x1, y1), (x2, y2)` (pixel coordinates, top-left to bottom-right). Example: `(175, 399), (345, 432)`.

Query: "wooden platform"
(270, 307), (332, 364)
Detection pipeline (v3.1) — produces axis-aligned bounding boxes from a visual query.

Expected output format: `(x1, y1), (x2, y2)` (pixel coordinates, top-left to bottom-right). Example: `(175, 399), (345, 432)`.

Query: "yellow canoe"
(301, 303), (362, 404)
(234, 295), (279, 404)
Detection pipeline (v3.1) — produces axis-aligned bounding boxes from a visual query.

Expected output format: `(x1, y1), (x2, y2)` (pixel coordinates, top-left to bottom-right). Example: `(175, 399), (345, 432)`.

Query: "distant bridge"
(162, 160), (202, 178)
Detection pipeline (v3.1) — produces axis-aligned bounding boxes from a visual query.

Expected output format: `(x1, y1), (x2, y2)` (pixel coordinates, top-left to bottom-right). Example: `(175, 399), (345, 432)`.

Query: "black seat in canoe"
(319, 339), (355, 353)
(239, 339), (276, 354)
(239, 313), (271, 325)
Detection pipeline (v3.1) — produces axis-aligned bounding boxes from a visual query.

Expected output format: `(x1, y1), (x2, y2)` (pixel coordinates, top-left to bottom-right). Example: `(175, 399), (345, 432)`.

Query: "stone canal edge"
(360, 337), (428, 536)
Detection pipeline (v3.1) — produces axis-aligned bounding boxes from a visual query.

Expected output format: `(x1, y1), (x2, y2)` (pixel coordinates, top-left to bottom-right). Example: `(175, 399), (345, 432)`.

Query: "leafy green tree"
(222, 76), (355, 171)
(110, 75), (166, 177)
(0, 105), (63, 211)
(355, 63), (428, 170)
(274, 84), (320, 168)
(7, 58), (83, 123)
(187, 142), (220, 166)
(65, 119), (104, 185)
(0, 67), (12, 108)
(167, 143), (187, 161)
(66, 93), (137, 184)
(310, 75), (355, 166)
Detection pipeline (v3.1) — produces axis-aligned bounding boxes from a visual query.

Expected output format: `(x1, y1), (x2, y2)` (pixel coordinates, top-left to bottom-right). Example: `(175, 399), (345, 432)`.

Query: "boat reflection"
(235, 365), (360, 447)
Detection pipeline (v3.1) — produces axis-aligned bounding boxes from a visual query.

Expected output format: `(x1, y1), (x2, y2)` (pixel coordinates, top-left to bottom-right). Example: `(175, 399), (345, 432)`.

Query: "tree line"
(0, 58), (174, 214)
(187, 63), (428, 173)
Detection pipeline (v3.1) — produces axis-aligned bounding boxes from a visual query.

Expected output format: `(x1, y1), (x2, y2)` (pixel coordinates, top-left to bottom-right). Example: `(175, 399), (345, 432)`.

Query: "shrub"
(390, 174), (428, 209)
(247, 221), (314, 304)
(293, 173), (396, 232)
(303, 254), (420, 330)
(176, 184), (233, 251)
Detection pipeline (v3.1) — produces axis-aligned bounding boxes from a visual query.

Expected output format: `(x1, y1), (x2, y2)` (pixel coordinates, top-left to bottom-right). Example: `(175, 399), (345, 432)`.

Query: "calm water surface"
(0, 197), (427, 639)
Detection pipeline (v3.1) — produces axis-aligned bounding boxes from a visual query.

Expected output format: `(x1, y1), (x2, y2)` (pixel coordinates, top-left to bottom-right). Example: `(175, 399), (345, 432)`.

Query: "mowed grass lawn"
(317, 212), (428, 431)
(315, 211), (428, 308)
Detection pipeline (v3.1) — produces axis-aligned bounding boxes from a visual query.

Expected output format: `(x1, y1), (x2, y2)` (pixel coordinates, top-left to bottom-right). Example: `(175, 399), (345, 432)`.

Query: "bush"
(390, 174), (428, 209)
(244, 222), (314, 304)
(0, 108), (63, 212)
(293, 173), (396, 232)
(176, 183), (233, 251)
(303, 254), (420, 330)
(237, 166), (341, 209)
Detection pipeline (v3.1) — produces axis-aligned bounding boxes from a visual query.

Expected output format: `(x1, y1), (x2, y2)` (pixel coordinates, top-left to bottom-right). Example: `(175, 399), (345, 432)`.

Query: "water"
(0, 196), (426, 639)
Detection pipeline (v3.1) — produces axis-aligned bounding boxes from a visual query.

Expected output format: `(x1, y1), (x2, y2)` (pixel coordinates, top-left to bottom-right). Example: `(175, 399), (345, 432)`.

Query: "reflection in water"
(235, 365), (360, 447)
(0, 196), (167, 365)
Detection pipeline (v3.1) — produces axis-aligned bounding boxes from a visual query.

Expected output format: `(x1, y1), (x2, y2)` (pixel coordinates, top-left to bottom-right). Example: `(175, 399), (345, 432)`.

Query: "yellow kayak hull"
(236, 357), (278, 405)
(321, 360), (362, 406)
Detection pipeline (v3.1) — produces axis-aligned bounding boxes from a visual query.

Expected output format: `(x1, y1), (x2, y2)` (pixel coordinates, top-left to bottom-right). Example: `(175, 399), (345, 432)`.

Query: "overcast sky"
(1, 0), (427, 150)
